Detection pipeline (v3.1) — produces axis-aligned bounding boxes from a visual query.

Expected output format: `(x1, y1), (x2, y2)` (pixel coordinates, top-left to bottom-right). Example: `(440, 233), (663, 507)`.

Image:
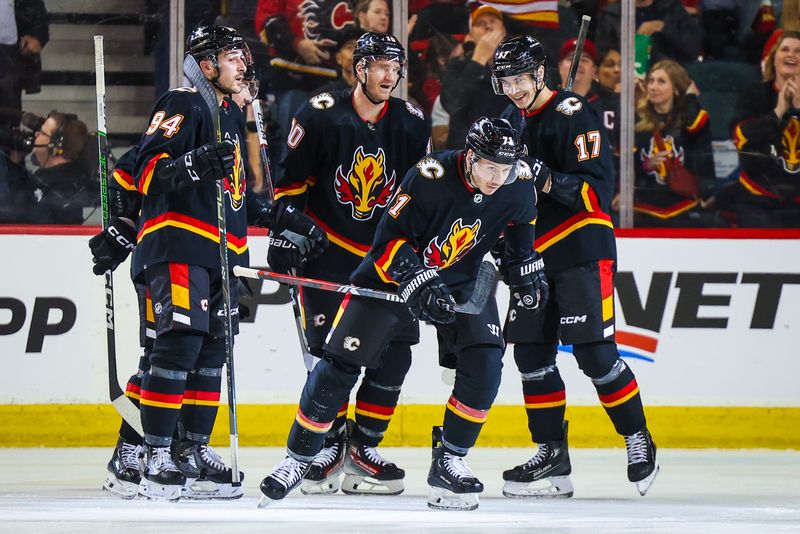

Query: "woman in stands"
(731, 31), (800, 228)
(632, 59), (719, 227)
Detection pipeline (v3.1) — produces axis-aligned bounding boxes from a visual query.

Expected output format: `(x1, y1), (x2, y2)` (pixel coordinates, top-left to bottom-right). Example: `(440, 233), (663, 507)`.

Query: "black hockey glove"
(154, 140), (236, 192)
(254, 200), (328, 259)
(88, 217), (136, 275)
(530, 158), (551, 193)
(490, 236), (508, 281)
(267, 232), (302, 274)
(398, 267), (456, 324)
(506, 252), (549, 312)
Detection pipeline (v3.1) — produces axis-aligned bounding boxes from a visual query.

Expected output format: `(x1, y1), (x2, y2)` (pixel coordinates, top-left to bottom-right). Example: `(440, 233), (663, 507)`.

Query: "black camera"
(0, 108), (46, 154)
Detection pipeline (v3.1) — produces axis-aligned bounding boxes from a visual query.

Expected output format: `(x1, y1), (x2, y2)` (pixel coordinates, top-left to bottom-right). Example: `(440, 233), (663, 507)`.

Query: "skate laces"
(362, 445), (392, 466)
(120, 442), (141, 470)
(624, 431), (648, 465)
(442, 452), (473, 480)
(271, 456), (308, 488)
(152, 446), (179, 472)
(312, 441), (341, 467)
(523, 443), (551, 468)
(199, 444), (229, 472)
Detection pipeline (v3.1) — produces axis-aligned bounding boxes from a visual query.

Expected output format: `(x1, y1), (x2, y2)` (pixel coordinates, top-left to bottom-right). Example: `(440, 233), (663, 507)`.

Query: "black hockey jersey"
(275, 90), (430, 280)
(132, 88), (249, 277)
(503, 90), (616, 273)
(352, 150), (538, 294)
(110, 144), (141, 220)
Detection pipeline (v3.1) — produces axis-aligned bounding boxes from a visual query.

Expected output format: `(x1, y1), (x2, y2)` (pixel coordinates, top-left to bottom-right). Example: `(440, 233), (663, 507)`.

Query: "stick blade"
(454, 261), (498, 314)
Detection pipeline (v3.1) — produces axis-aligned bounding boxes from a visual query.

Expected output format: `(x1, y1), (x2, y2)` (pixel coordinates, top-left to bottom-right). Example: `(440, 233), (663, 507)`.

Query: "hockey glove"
(89, 217), (137, 275)
(267, 232), (302, 274)
(154, 140), (236, 192)
(490, 236), (508, 281)
(398, 267), (456, 324)
(530, 158), (551, 194)
(507, 252), (549, 312)
(257, 200), (328, 259)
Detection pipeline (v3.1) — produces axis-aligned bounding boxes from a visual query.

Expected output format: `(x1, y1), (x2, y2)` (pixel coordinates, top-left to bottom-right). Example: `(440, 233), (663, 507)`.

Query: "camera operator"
(0, 111), (95, 224)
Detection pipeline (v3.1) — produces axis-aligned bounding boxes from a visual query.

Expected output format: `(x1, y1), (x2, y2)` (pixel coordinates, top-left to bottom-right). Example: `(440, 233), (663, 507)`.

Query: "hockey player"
(126, 25), (327, 501)
(259, 117), (548, 511)
(90, 77), (265, 501)
(490, 35), (659, 498)
(267, 32), (430, 496)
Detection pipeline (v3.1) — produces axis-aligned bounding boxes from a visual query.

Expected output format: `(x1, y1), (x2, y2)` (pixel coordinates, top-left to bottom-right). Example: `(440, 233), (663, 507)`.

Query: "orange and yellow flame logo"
(641, 134), (684, 184)
(223, 136), (245, 211)
(424, 218), (482, 270)
(334, 146), (396, 220)
(780, 117), (800, 174)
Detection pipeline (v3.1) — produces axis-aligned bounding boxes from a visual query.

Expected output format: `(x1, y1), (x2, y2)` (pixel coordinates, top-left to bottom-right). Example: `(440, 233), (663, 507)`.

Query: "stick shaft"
(566, 15), (592, 92)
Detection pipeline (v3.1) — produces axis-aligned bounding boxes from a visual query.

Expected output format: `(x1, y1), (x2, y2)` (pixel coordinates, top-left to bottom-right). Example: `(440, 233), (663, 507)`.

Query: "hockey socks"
(592, 359), (646, 436)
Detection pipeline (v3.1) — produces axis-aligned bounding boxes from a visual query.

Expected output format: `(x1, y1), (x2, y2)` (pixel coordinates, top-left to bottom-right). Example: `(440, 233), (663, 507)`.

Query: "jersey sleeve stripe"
(686, 109), (709, 134)
(113, 169), (137, 191)
(579, 182), (601, 212)
(534, 211), (613, 252)
(373, 238), (409, 285)
(138, 152), (170, 195)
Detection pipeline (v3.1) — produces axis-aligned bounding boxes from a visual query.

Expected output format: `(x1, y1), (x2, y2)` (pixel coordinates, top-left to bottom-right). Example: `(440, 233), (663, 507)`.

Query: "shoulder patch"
(406, 101), (424, 120)
(310, 92), (336, 110)
(555, 97), (583, 116)
(172, 86), (198, 93)
(417, 156), (445, 179)
(515, 160), (532, 180)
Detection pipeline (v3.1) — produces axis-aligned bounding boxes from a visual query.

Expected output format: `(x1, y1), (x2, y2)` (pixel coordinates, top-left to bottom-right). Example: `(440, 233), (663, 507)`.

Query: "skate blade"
(427, 486), (479, 511)
(182, 480), (243, 500)
(258, 494), (281, 508)
(102, 473), (139, 499)
(301, 474), (341, 495)
(137, 479), (182, 502)
(502, 476), (574, 499)
(341, 474), (404, 496)
(635, 463), (660, 496)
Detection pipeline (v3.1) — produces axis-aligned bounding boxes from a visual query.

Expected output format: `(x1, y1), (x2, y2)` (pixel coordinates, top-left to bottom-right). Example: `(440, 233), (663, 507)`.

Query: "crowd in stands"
(0, 0), (798, 228)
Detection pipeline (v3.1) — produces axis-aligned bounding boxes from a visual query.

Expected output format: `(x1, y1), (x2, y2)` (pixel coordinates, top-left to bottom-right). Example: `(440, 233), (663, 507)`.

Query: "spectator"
(597, 47), (622, 93)
(354, 0), (390, 33)
(314, 27), (362, 94)
(633, 60), (719, 227)
(408, 0), (469, 42)
(255, 0), (355, 165)
(1, 112), (95, 224)
(440, 4), (508, 148)
(731, 30), (800, 227)
(596, 0), (703, 66)
(0, 0), (48, 127)
(557, 37), (599, 96)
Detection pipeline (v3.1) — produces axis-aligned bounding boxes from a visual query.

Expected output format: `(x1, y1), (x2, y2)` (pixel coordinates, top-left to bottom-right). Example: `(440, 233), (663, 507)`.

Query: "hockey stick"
(565, 15), (592, 92)
(183, 54), (241, 486)
(233, 260), (498, 315)
(94, 35), (143, 436)
(251, 98), (314, 363)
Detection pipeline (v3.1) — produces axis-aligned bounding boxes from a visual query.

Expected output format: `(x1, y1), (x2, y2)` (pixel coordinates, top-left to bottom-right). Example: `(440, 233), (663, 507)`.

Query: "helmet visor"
(491, 73), (536, 96)
(361, 56), (406, 79)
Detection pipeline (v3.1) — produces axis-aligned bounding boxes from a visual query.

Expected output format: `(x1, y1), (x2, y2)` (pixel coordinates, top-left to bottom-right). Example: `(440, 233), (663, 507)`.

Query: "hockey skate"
(301, 426), (346, 495)
(427, 427), (483, 511)
(258, 455), (311, 507)
(137, 444), (186, 501)
(341, 440), (405, 495)
(625, 427), (659, 496)
(502, 421), (574, 498)
(102, 438), (142, 499)
(174, 442), (244, 500)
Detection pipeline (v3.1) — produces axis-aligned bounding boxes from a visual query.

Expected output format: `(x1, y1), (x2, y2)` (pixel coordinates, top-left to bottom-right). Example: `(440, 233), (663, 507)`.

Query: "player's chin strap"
(525, 68), (548, 114)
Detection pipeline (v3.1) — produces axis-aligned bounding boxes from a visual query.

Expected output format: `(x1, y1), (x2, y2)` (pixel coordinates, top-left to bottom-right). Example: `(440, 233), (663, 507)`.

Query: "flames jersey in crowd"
(275, 90), (430, 279)
(503, 90), (616, 273)
(352, 150), (538, 294)
(132, 88), (249, 278)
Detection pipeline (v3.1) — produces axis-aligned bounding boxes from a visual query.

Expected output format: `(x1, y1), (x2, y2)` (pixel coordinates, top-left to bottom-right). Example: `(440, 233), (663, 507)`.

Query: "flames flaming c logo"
(223, 136), (245, 211)
(334, 146), (396, 220)
(424, 218), (482, 269)
(780, 117), (800, 174)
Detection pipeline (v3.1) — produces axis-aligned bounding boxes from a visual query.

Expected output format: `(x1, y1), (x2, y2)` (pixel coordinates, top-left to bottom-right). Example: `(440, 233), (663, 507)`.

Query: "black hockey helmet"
(466, 117), (524, 165)
(352, 32), (406, 76)
(491, 35), (546, 78)
(187, 25), (251, 66)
